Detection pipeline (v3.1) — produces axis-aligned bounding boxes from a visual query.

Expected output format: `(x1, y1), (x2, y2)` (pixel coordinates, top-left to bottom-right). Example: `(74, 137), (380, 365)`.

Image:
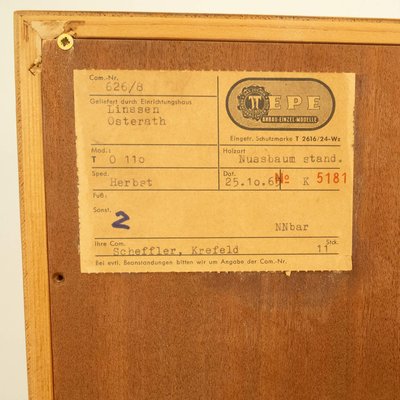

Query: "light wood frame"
(14, 11), (400, 400)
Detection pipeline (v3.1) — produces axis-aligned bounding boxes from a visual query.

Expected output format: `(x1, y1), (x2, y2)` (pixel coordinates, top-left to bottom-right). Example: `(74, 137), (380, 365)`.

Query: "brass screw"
(57, 33), (74, 50)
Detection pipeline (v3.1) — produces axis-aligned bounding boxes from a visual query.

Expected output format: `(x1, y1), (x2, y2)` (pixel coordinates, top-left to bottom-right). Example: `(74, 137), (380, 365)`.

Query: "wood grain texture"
(14, 13), (54, 400)
(14, 11), (400, 44)
(40, 38), (400, 400)
(15, 11), (400, 400)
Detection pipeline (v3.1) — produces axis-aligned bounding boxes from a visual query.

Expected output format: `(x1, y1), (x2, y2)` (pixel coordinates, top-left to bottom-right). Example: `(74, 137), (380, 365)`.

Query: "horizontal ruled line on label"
(91, 166), (341, 170)
(94, 236), (339, 240)
(91, 143), (218, 146)
(95, 253), (340, 257)
(220, 144), (342, 147)
(90, 143), (341, 148)
(92, 166), (219, 169)
(92, 189), (341, 192)
(89, 94), (217, 98)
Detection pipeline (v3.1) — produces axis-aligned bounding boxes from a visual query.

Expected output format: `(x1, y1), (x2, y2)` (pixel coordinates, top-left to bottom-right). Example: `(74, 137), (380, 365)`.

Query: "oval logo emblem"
(226, 78), (335, 131)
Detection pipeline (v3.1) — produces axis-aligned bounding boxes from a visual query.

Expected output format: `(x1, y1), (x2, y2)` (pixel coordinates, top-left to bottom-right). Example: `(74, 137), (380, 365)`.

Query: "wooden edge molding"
(14, 12), (54, 400)
(14, 10), (400, 400)
(14, 11), (400, 44)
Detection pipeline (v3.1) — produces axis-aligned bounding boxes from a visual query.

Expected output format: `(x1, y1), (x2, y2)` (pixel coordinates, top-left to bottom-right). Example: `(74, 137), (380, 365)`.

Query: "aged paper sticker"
(73, 70), (355, 273)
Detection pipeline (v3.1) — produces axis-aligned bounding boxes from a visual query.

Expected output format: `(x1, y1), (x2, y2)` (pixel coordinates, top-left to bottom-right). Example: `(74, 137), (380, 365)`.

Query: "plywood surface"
(41, 38), (400, 399)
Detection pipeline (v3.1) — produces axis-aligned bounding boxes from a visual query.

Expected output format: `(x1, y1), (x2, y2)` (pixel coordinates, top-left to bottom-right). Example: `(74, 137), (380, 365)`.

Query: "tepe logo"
(237, 85), (271, 121)
(227, 77), (335, 131)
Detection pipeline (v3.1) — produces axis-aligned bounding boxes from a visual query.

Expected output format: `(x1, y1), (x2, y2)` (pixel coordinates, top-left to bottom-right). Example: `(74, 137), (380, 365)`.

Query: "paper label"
(73, 70), (355, 273)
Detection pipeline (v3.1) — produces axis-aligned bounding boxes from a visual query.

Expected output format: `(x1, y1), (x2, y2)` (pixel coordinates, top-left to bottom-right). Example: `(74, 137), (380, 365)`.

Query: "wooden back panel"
(41, 38), (399, 399)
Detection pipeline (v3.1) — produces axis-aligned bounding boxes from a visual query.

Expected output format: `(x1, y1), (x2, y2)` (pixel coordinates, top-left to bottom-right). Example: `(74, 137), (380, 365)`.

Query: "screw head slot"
(57, 34), (74, 51)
